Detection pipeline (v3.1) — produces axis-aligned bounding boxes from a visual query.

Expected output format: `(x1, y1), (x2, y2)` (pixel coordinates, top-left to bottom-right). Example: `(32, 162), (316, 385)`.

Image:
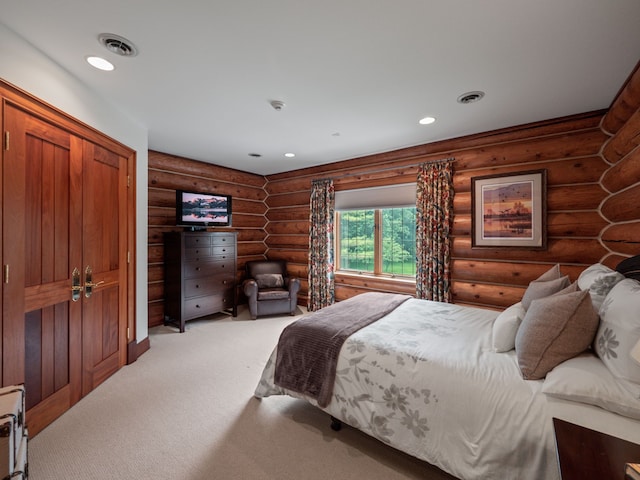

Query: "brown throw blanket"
(274, 292), (411, 407)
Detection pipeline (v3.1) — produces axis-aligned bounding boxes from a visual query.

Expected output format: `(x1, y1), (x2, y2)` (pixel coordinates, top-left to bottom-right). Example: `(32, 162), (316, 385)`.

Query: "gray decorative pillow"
(515, 289), (599, 380)
(521, 266), (570, 310)
(255, 273), (284, 289)
(577, 263), (625, 312)
(594, 278), (640, 384)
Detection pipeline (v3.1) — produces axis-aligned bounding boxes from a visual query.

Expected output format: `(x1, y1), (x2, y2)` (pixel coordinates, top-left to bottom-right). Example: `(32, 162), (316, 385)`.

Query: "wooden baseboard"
(127, 336), (151, 364)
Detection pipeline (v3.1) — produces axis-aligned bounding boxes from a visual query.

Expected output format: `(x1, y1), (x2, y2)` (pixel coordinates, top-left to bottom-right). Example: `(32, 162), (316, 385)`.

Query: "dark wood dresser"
(163, 231), (237, 332)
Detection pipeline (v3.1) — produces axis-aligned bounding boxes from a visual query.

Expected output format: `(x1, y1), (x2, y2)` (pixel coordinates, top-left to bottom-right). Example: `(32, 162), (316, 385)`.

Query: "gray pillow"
(521, 275), (570, 310)
(255, 273), (284, 289)
(515, 289), (599, 380)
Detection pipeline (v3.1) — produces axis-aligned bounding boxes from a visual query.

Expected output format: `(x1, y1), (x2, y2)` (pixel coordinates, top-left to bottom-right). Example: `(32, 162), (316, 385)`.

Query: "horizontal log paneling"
(601, 222), (640, 255)
(451, 281), (524, 309)
(147, 151), (268, 328)
(601, 61), (640, 134)
(602, 108), (640, 163)
(266, 221), (309, 235)
(267, 206), (310, 221)
(148, 301), (164, 328)
(454, 156), (608, 192)
(266, 191), (310, 208)
(601, 146), (640, 193)
(451, 260), (585, 286)
(267, 249), (309, 265)
(600, 184), (640, 222)
(454, 237), (607, 264)
(148, 150), (265, 188)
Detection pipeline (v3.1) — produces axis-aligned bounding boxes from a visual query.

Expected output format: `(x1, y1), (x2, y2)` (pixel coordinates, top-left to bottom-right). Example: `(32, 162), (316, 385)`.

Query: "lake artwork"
(481, 180), (533, 239)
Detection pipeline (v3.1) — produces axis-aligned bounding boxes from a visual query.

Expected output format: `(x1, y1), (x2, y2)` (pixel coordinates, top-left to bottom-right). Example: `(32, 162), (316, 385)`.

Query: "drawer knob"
(195, 304), (200, 308)
(195, 267), (200, 271)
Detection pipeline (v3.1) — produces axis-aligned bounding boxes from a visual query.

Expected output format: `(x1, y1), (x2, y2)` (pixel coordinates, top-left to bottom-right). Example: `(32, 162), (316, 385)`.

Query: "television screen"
(176, 190), (232, 227)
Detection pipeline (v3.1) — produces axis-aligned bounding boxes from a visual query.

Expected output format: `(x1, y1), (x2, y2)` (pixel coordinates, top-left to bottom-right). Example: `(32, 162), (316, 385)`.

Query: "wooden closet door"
(80, 141), (128, 395)
(3, 103), (83, 433)
(2, 103), (130, 434)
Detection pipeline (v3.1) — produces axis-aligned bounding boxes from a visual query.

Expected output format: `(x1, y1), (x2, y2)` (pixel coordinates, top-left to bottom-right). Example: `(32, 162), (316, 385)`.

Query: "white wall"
(0, 24), (149, 343)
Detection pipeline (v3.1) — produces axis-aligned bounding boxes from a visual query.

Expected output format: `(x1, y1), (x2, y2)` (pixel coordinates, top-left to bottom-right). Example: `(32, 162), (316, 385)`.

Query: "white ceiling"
(1, 1), (639, 175)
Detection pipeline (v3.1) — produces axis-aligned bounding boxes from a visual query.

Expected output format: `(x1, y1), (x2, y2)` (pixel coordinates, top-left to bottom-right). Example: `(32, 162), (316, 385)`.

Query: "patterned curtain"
(308, 179), (335, 311)
(416, 160), (454, 302)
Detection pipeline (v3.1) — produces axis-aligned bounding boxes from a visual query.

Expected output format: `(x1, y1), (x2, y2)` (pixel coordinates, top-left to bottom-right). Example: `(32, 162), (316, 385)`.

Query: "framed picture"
(471, 169), (547, 249)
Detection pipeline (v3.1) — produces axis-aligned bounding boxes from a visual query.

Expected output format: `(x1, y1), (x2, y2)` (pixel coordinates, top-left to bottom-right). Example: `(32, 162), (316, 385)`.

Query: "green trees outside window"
(337, 207), (417, 277)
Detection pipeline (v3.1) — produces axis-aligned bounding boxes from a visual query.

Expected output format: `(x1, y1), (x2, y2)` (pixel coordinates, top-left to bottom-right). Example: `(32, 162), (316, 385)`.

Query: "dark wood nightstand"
(553, 418), (640, 480)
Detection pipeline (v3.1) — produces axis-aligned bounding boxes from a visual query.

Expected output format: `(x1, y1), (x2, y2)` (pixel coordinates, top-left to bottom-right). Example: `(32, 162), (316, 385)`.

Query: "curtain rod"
(314, 156), (455, 183)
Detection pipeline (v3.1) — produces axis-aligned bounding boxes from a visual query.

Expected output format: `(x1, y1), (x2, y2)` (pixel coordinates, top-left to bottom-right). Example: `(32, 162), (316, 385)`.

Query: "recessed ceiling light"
(86, 56), (114, 71)
(284, 153), (296, 158)
(457, 91), (485, 104)
(418, 116), (436, 125)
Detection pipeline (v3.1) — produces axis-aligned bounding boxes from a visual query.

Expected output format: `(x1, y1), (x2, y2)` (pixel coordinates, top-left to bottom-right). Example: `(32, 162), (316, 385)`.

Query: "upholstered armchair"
(243, 260), (301, 319)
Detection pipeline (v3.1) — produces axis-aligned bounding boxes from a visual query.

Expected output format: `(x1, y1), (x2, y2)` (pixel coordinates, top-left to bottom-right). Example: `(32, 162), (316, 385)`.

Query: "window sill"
(335, 271), (416, 286)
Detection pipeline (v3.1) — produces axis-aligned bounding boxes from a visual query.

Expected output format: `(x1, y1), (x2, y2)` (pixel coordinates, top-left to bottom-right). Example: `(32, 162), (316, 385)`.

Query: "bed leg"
(330, 416), (342, 431)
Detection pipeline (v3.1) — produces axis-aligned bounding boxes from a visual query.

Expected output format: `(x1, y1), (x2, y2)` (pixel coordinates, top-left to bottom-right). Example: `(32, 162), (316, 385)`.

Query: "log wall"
(264, 61), (640, 310)
(147, 151), (268, 327)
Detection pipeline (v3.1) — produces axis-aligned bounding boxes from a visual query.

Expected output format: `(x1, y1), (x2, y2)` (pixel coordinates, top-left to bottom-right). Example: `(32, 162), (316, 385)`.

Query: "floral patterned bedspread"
(255, 298), (559, 480)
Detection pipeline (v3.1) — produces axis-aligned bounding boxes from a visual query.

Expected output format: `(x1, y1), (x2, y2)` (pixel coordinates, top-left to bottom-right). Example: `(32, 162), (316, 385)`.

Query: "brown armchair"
(242, 260), (301, 319)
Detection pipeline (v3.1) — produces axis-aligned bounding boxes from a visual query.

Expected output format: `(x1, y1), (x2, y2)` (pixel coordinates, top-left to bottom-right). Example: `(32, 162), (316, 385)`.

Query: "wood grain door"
(80, 141), (128, 396)
(2, 103), (129, 434)
(3, 103), (83, 433)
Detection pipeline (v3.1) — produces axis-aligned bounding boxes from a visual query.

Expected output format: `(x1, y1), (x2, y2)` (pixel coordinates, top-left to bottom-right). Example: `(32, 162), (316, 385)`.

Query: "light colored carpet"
(29, 306), (457, 480)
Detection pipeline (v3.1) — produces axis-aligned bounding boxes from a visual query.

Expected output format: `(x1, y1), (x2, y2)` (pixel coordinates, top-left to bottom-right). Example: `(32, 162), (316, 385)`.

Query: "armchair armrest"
(287, 277), (301, 296)
(243, 279), (258, 298)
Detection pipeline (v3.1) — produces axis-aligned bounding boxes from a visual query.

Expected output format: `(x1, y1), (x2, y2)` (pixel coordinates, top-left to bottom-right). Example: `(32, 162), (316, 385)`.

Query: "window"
(336, 207), (417, 277)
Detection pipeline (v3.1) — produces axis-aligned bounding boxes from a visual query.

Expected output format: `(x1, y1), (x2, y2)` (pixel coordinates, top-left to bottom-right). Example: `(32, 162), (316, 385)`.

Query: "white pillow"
(543, 353), (640, 420)
(492, 302), (526, 352)
(594, 278), (640, 383)
(578, 263), (625, 312)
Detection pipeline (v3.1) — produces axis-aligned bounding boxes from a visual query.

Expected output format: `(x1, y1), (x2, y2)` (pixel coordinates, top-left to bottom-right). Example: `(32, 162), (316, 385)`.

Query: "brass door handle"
(84, 265), (104, 298)
(71, 267), (82, 302)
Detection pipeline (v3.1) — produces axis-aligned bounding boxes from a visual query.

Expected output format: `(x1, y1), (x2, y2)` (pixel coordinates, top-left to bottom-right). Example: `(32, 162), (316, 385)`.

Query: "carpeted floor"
(29, 306), (458, 479)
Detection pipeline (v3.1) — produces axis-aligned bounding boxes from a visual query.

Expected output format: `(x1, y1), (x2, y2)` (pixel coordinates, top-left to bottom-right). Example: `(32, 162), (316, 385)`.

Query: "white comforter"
(255, 298), (559, 480)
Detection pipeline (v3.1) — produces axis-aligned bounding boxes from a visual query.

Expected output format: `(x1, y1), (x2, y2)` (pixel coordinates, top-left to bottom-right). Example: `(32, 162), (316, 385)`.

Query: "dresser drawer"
(184, 234), (212, 248)
(184, 246), (212, 259)
(183, 290), (235, 320)
(212, 234), (235, 246)
(184, 278), (218, 298)
(183, 258), (234, 278)
(184, 275), (234, 298)
(212, 246), (234, 259)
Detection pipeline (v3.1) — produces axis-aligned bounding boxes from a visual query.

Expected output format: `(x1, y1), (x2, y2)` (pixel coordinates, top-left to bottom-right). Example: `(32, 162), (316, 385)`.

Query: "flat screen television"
(176, 190), (232, 228)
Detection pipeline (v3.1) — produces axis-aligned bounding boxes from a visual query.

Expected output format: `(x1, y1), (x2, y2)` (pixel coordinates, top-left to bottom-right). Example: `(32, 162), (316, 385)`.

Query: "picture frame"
(471, 169), (547, 249)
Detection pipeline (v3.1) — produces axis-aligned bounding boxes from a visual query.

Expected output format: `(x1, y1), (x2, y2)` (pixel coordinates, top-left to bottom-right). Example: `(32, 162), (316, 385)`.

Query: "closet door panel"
(3, 104), (83, 421)
(81, 141), (127, 395)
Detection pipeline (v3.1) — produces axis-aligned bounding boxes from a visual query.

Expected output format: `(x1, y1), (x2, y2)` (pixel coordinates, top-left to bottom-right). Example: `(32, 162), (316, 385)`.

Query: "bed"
(254, 262), (640, 480)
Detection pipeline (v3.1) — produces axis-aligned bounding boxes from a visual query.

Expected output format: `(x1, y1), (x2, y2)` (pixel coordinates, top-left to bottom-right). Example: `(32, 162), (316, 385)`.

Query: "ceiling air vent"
(98, 33), (138, 57)
(457, 91), (485, 104)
